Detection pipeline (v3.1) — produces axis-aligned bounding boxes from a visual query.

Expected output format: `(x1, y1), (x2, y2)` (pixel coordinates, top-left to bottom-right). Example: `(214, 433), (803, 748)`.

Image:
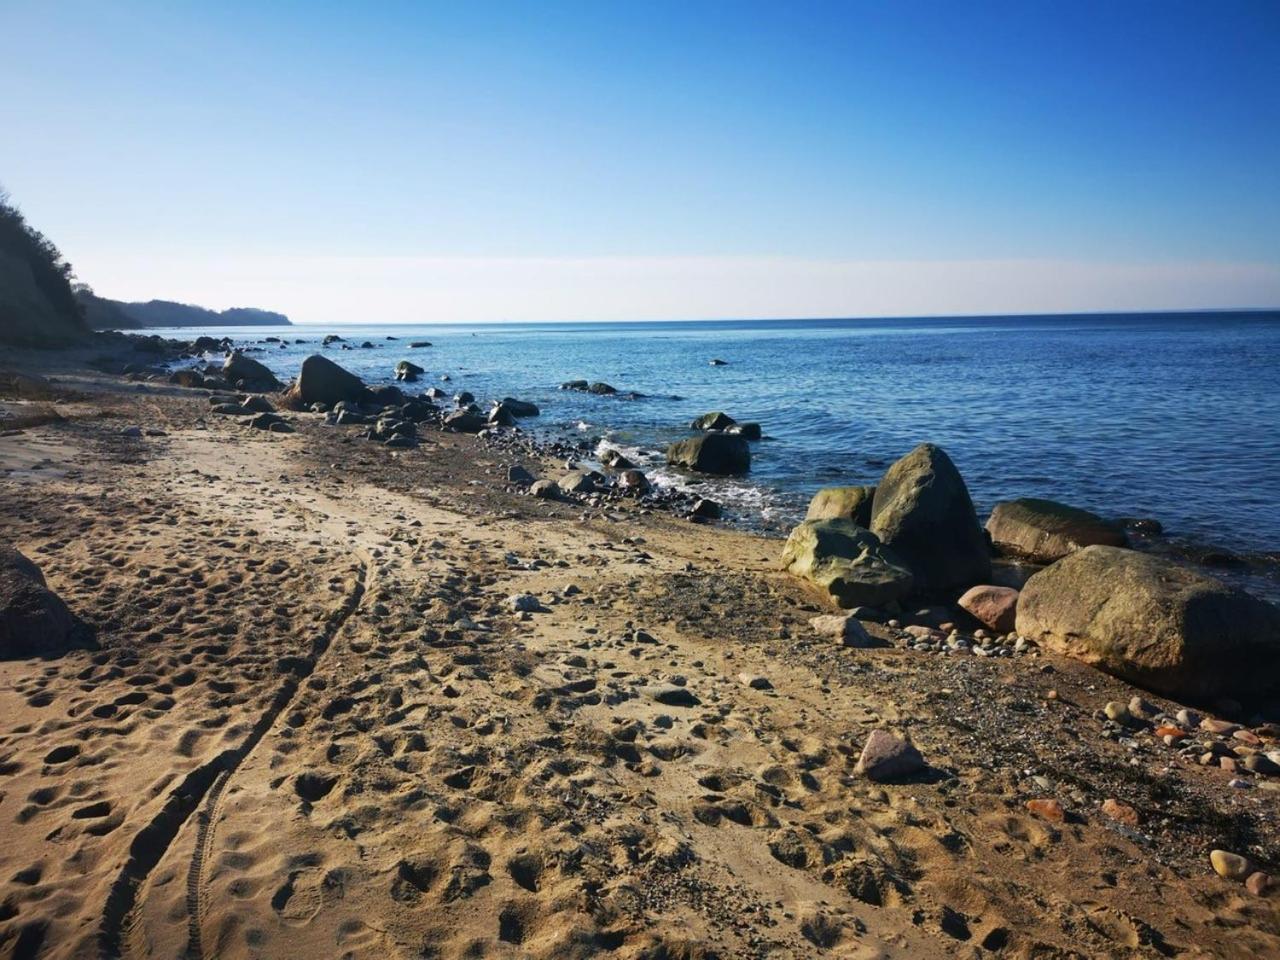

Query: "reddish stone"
(1100, 798), (1139, 827)
(1026, 798), (1065, 822)
(1247, 872), (1271, 896)
(957, 584), (1019, 633)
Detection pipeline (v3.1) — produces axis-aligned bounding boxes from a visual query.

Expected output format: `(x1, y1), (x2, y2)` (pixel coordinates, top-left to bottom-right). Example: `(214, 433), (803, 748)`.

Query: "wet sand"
(1, 345), (1278, 959)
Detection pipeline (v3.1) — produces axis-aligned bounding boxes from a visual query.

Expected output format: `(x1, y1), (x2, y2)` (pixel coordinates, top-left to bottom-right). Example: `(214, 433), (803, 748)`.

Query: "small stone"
(1128, 696), (1155, 719)
(1244, 753), (1280, 776)
(1210, 849), (1252, 881)
(1100, 798), (1139, 827)
(808, 614), (876, 648)
(508, 593), (542, 612)
(1154, 724), (1187, 739)
(1176, 708), (1201, 728)
(854, 730), (926, 782)
(1220, 757), (1240, 774)
(738, 673), (772, 690)
(1104, 701), (1132, 724)
(1026, 798), (1065, 822)
(1234, 729), (1263, 747)
(1201, 718), (1240, 736)
(120, 426), (143, 438)
(1246, 872), (1271, 896)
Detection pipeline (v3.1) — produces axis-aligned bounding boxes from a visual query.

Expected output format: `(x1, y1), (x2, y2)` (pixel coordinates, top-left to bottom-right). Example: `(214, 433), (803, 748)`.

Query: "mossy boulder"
(870, 444), (990, 593)
(805, 485), (876, 526)
(1016, 545), (1280, 701)
(666, 433), (750, 476)
(781, 519), (914, 609)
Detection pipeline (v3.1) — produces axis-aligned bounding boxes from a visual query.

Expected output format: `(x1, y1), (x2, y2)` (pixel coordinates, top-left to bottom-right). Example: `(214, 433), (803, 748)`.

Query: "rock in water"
(854, 730), (925, 782)
(222, 351), (280, 391)
(283, 354), (366, 407)
(395, 360), (425, 382)
(805, 485), (876, 526)
(780, 519), (914, 609)
(870, 444), (990, 592)
(957, 584), (1019, 633)
(498, 397), (539, 417)
(1015, 545), (1280, 700)
(1, 546), (83, 659)
(666, 433), (750, 475)
(986, 497), (1127, 563)
(690, 411), (736, 431)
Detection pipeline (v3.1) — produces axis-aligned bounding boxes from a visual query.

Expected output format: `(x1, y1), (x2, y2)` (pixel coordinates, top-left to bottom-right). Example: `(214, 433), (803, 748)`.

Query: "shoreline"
(2, 333), (1279, 957)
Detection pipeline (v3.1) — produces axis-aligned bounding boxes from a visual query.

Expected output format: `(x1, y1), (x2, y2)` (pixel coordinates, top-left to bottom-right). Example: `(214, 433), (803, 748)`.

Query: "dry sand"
(1, 348), (1278, 959)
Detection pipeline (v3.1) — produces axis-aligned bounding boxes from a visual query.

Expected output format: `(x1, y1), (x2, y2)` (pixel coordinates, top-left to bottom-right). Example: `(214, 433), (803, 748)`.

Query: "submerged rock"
(780, 519), (914, 609)
(690, 411), (736, 431)
(1015, 545), (1280, 700)
(870, 443), (990, 593)
(666, 433), (750, 475)
(805, 485), (876, 526)
(987, 497), (1127, 563)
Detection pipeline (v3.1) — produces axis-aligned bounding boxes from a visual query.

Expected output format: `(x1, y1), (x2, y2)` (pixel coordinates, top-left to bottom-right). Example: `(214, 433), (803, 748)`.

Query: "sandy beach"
(2, 339), (1279, 960)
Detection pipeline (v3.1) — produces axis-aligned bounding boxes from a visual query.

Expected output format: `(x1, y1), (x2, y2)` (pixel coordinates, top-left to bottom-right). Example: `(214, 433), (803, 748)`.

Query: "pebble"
(1104, 701), (1132, 724)
(120, 426), (143, 438)
(738, 673), (772, 690)
(1247, 872), (1271, 896)
(1210, 849), (1252, 881)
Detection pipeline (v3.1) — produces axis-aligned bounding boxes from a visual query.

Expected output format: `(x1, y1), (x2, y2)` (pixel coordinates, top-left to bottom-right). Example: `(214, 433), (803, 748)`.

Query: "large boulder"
(805, 485), (876, 527)
(222, 351), (280, 391)
(986, 498), (1127, 563)
(1015, 545), (1280, 701)
(443, 410), (488, 433)
(870, 444), (990, 593)
(666, 434), (750, 476)
(780, 519), (914, 609)
(283, 354), (366, 408)
(1, 546), (83, 659)
(499, 398), (540, 417)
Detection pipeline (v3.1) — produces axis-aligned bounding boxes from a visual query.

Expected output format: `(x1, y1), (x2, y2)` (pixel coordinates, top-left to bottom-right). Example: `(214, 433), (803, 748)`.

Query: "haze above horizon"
(3, 1), (1278, 323)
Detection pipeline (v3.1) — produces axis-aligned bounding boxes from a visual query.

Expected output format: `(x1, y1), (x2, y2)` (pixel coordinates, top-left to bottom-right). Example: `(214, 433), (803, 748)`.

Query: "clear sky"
(3, 0), (1278, 322)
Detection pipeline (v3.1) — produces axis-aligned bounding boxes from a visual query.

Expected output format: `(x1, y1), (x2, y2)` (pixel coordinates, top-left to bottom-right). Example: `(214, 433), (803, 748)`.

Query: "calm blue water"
(150, 312), (1280, 564)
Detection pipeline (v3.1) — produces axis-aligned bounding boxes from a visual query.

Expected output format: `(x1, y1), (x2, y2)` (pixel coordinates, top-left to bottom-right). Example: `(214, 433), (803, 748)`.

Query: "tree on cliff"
(0, 189), (89, 346)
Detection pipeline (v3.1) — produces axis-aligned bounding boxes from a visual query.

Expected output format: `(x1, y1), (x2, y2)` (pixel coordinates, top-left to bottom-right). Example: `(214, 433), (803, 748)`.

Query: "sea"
(147, 311), (1280, 601)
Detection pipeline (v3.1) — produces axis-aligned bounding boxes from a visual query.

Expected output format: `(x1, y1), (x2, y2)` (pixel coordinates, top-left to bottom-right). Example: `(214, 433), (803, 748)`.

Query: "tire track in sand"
(98, 558), (369, 960)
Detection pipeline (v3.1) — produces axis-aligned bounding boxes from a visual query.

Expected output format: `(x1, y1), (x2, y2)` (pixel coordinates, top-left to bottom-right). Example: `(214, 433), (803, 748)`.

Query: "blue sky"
(2, 1), (1278, 321)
